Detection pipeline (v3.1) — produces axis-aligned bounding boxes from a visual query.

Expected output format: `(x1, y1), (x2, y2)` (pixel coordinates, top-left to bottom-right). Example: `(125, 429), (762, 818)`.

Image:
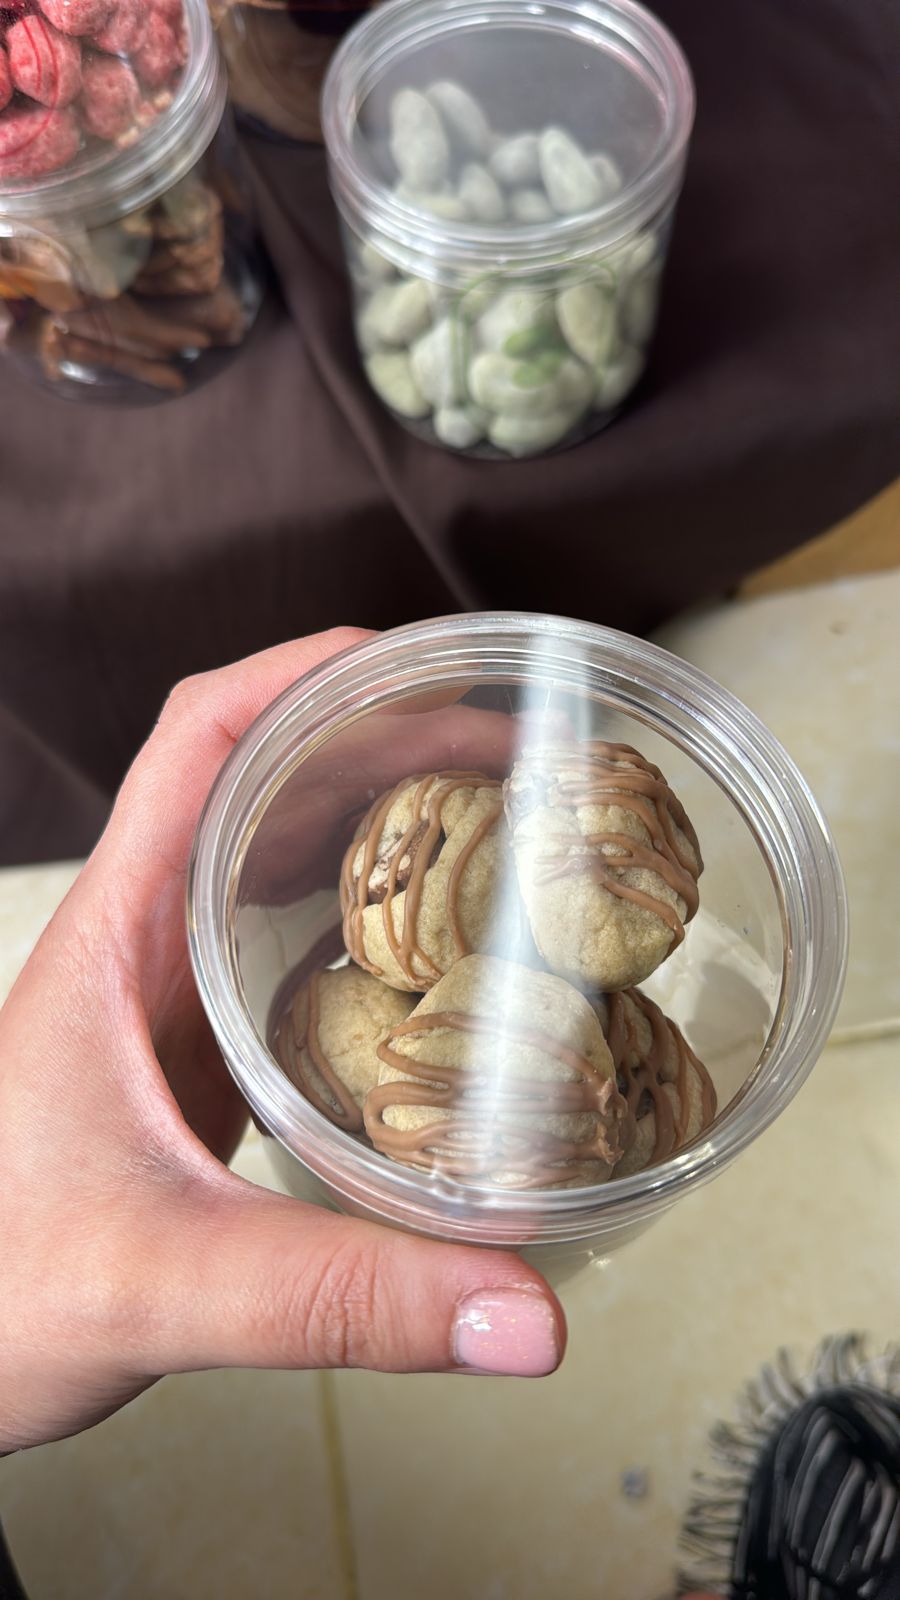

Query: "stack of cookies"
(271, 741), (716, 1191)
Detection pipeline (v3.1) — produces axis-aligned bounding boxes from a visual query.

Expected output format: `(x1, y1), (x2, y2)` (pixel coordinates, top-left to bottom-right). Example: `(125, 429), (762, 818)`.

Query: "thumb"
(148, 1174), (567, 1380)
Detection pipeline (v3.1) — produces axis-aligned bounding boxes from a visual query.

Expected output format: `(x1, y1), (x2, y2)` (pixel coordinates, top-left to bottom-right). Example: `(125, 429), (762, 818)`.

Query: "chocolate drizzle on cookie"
(365, 1010), (626, 1187)
(339, 772), (503, 988)
(273, 967), (365, 1133)
(602, 988), (717, 1166)
(507, 741), (702, 949)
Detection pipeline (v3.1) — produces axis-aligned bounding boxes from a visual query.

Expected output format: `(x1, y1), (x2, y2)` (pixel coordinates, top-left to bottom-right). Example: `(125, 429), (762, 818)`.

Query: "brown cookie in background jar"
(2, 184), (252, 394)
(211, 0), (374, 144)
(272, 960), (415, 1133)
(504, 740), (702, 992)
(364, 953), (626, 1188)
(340, 772), (515, 993)
(594, 987), (717, 1177)
(15, 177), (254, 395)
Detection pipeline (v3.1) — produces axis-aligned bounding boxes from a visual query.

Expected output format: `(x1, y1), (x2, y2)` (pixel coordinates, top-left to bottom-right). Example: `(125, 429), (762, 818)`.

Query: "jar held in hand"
(187, 614), (848, 1287)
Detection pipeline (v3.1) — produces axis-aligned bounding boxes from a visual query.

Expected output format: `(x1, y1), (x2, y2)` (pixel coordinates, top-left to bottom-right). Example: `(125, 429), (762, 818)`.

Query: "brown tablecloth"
(0, 0), (898, 864)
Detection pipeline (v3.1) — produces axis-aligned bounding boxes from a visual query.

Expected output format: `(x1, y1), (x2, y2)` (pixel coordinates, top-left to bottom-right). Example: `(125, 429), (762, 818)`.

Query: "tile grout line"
(825, 1018), (900, 1049)
(317, 1370), (361, 1600)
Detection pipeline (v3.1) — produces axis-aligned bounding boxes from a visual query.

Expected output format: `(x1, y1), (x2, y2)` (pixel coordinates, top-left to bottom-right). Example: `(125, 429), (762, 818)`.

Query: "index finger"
(101, 629), (374, 887)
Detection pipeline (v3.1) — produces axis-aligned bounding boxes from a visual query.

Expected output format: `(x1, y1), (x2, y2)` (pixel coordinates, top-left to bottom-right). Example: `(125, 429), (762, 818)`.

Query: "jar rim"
(187, 613), (849, 1247)
(321, 0), (695, 273)
(0, 0), (225, 231)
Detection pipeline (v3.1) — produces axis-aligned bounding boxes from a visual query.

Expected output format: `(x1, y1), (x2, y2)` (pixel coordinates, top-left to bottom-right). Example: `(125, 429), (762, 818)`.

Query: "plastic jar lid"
(0, 0), (225, 231)
(322, 0), (695, 276)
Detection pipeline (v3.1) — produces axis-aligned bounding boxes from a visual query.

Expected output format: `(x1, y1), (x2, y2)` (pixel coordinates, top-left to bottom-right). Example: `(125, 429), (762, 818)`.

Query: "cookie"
(504, 740), (702, 990)
(364, 953), (626, 1187)
(595, 987), (717, 1176)
(340, 772), (511, 992)
(274, 962), (415, 1133)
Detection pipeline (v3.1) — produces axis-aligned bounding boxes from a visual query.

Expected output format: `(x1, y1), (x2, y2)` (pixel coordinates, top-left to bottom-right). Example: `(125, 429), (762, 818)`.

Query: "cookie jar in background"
(0, 0), (263, 403)
(209, 0), (373, 144)
(321, 0), (694, 459)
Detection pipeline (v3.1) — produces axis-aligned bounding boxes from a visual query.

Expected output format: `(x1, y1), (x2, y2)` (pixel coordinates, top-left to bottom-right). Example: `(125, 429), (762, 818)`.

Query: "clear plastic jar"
(212, 0), (369, 145)
(187, 614), (848, 1290)
(322, 0), (693, 458)
(0, 0), (262, 403)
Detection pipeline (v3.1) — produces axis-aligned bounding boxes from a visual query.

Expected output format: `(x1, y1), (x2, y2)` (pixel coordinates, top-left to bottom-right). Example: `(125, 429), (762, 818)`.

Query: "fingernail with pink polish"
(452, 1289), (561, 1377)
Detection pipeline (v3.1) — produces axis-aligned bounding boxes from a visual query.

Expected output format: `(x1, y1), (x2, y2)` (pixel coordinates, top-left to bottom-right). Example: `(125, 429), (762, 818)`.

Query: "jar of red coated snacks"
(0, 0), (263, 402)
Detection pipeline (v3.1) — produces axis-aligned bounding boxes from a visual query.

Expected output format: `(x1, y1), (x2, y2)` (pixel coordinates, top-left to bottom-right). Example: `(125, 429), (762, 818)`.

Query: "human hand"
(0, 630), (565, 1454)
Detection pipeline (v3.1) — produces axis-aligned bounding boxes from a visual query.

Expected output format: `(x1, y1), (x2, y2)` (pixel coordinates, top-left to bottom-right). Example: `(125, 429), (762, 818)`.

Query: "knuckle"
(159, 671), (209, 725)
(320, 626), (371, 655)
(271, 1236), (391, 1370)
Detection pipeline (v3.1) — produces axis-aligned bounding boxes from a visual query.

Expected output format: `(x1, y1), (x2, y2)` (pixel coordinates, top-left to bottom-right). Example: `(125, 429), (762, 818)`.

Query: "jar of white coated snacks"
(322, 0), (694, 459)
(0, 0), (263, 403)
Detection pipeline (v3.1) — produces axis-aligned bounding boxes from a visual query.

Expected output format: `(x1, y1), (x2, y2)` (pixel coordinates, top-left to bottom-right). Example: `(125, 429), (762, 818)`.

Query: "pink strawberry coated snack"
(37, 0), (115, 38)
(91, 0), (145, 56)
(0, 104), (79, 179)
(0, 49), (12, 114)
(78, 51), (139, 139)
(132, 9), (185, 91)
(0, 0), (186, 185)
(7, 15), (82, 107)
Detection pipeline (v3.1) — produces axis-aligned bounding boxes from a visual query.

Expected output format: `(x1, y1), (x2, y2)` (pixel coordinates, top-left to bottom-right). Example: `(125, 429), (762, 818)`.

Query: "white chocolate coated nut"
(355, 308), (382, 356)
(489, 406), (580, 456)
(489, 132), (541, 186)
(356, 240), (396, 283)
(362, 279), (433, 346)
(602, 230), (658, 282)
(454, 280), (496, 322)
(539, 127), (602, 215)
(468, 349), (563, 417)
(477, 288), (554, 352)
(509, 187), (554, 223)
(540, 128), (603, 215)
(588, 152), (623, 197)
(410, 317), (469, 408)
(365, 350), (431, 418)
(390, 89), (450, 190)
(555, 356), (594, 411)
(625, 232), (658, 275)
(557, 281), (616, 366)
(458, 162), (506, 222)
(434, 403), (489, 449)
(623, 266), (662, 344)
(593, 343), (645, 410)
(426, 80), (492, 158)
(395, 183), (471, 221)
(420, 193), (471, 221)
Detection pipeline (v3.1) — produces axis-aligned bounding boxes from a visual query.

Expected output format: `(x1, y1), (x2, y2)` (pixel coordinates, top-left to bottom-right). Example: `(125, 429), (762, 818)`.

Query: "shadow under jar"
(322, 0), (694, 458)
(187, 614), (848, 1292)
(0, 0), (263, 403)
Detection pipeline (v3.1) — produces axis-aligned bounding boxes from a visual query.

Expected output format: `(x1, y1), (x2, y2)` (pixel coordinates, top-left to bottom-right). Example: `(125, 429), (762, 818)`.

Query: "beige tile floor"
(1, 568), (898, 1599)
(659, 569), (900, 1039)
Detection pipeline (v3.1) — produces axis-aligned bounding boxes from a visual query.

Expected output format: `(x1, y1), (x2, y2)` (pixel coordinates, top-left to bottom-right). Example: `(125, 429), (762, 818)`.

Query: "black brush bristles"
(678, 1335), (900, 1600)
